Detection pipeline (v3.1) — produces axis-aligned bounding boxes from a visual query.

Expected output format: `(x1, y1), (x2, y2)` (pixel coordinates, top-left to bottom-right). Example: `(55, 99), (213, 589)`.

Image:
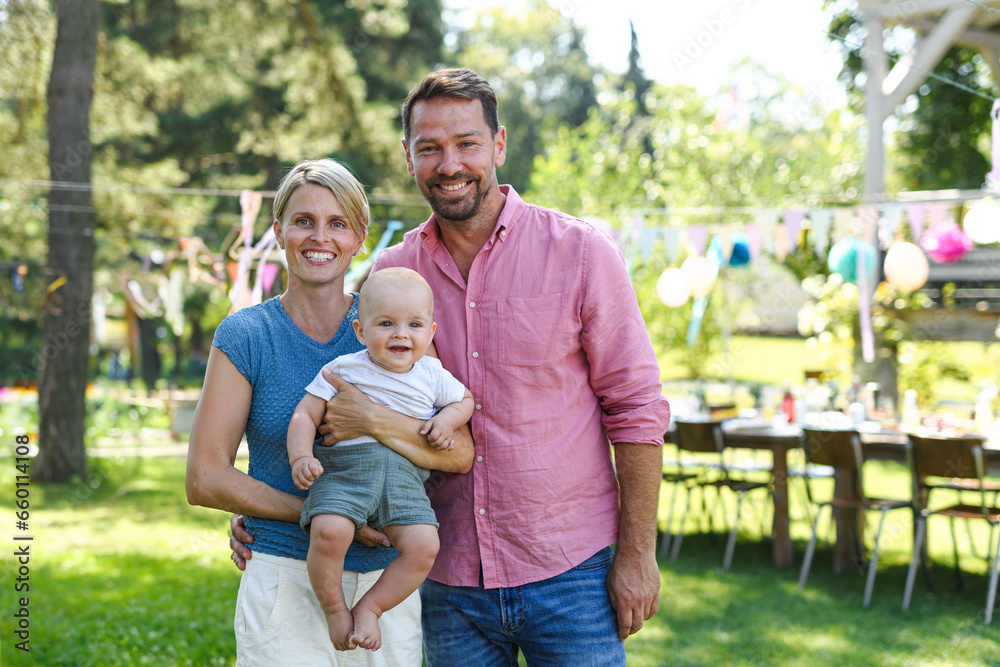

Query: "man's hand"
(606, 545), (660, 640)
(317, 371), (374, 446)
(230, 513), (254, 571)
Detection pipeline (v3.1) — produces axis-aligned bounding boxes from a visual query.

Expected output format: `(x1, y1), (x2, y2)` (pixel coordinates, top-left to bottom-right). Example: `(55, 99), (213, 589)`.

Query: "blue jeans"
(420, 547), (626, 666)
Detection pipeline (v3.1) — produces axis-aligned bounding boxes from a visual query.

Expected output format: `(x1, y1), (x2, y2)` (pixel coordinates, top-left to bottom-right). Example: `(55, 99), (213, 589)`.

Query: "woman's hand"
(354, 524), (392, 548)
(230, 513), (254, 571)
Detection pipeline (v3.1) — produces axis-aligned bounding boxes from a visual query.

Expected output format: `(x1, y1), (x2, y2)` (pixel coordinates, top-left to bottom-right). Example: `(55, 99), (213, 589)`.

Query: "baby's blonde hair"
(358, 267), (433, 320)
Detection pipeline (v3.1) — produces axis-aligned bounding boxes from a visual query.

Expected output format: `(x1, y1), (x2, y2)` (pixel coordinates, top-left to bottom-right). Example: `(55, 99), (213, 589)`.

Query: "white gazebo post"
(855, 1), (984, 407)
(859, 0), (981, 202)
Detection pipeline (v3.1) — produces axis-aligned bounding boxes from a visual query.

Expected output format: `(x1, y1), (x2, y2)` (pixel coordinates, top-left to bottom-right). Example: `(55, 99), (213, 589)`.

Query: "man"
(234, 68), (670, 665)
(374, 67), (668, 665)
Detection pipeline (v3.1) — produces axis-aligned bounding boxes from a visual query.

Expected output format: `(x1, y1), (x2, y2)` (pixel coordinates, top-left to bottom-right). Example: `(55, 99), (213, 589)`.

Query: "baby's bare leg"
(350, 524), (439, 651)
(307, 514), (358, 650)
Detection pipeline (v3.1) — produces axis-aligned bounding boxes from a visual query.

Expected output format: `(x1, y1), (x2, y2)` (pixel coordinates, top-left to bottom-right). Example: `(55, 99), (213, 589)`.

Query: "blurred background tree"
(5, 0), (995, 477)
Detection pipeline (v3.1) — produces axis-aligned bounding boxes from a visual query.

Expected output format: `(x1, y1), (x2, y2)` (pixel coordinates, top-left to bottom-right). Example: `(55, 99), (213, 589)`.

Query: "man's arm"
(606, 442), (662, 640)
(317, 370), (474, 473)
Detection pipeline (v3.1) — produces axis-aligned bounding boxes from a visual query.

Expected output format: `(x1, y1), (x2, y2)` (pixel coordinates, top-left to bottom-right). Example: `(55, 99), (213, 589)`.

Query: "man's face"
(403, 97), (506, 225)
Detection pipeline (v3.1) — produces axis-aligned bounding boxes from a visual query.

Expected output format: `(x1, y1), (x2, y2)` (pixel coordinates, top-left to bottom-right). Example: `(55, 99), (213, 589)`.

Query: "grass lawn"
(1, 454), (998, 665)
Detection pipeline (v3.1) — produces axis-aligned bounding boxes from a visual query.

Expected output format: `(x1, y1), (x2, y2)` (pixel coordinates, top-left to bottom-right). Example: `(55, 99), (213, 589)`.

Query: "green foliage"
(896, 48), (994, 191)
(824, 4), (996, 191)
(528, 72), (864, 226)
(0, 0), (54, 344)
(0, 0), (446, 384)
(447, 0), (599, 193)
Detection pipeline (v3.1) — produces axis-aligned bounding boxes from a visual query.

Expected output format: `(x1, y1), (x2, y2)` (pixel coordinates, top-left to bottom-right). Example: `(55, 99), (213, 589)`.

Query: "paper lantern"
(883, 242), (929, 292)
(728, 232), (751, 267)
(826, 237), (876, 284)
(962, 198), (1000, 245)
(681, 255), (716, 297)
(656, 267), (690, 307)
(921, 220), (972, 264)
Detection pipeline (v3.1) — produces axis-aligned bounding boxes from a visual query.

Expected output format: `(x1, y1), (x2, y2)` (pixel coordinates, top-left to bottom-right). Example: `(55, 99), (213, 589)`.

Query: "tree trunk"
(36, 0), (101, 483)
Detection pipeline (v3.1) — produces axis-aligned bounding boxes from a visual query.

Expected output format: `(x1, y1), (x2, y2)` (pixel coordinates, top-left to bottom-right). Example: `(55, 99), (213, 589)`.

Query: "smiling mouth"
(388, 345), (410, 353)
(303, 250), (336, 262)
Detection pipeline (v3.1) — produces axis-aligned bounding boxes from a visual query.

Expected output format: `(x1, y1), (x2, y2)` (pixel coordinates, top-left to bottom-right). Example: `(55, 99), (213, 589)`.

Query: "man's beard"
(419, 174), (486, 223)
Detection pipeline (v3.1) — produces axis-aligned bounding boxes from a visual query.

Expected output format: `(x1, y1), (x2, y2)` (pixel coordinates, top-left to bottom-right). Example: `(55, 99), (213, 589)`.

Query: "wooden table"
(664, 423), (1000, 571)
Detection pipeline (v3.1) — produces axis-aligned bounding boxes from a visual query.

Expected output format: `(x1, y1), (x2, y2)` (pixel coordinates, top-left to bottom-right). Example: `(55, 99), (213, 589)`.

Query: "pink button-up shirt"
(373, 186), (670, 588)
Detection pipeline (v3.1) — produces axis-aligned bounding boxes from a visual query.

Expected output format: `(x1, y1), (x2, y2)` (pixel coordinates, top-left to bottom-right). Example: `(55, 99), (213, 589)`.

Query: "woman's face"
(273, 183), (365, 289)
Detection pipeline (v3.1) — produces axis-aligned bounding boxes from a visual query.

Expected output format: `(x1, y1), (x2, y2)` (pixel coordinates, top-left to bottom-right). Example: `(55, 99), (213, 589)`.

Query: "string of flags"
(625, 194), (1000, 353)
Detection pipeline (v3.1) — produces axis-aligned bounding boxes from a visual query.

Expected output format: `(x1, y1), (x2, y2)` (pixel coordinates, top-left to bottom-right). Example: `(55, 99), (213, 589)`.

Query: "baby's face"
(354, 284), (435, 373)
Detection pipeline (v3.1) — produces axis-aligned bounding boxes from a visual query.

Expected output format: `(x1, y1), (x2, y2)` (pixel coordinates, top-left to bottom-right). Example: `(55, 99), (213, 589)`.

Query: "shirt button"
(475, 404), (482, 410)
(500, 230), (506, 237)
(469, 301), (476, 308)
(476, 455), (483, 462)
(478, 508), (486, 515)
(472, 351), (479, 358)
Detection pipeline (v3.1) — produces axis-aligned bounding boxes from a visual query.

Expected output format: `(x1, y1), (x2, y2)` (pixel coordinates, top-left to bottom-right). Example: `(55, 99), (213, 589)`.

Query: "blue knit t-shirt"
(212, 295), (397, 571)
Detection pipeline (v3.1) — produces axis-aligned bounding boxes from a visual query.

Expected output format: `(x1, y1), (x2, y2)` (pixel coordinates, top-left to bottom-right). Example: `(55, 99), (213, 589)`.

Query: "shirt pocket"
(498, 293), (569, 367)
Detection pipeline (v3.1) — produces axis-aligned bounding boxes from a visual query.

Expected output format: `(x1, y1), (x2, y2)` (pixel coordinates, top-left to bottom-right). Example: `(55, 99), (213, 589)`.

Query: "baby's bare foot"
(327, 609), (356, 651)
(350, 607), (382, 651)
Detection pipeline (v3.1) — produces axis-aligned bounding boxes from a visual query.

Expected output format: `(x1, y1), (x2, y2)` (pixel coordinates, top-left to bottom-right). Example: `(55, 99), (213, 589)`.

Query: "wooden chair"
(671, 419), (771, 571)
(797, 427), (911, 608)
(902, 434), (1000, 624)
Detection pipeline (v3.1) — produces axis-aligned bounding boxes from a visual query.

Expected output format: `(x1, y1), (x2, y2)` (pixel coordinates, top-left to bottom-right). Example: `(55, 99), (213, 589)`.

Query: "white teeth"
(304, 251), (334, 260)
(440, 182), (469, 191)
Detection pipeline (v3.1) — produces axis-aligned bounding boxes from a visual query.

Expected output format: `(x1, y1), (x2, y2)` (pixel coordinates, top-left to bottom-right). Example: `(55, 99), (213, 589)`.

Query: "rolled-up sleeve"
(580, 226), (671, 446)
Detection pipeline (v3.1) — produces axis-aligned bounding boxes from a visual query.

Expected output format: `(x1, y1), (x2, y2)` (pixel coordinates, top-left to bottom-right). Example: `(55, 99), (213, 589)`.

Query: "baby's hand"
(420, 418), (455, 451)
(291, 456), (324, 490)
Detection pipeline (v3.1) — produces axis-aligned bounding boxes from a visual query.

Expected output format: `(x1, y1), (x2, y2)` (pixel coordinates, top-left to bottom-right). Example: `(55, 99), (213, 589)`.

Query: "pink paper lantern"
(921, 221), (972, 264)
(656, 267), (690, 307)
(883, 242), (929, 292)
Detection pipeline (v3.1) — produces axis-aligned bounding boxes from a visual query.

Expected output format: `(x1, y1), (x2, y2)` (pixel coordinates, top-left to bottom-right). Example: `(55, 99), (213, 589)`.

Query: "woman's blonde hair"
(272, 158), (371, 238)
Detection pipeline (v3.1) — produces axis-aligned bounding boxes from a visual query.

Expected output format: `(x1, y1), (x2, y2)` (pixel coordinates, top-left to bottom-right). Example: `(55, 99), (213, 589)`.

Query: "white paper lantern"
(680, 255), (716, 297)
(883, 241), (929, 292)
(656, 267), (690, 307)
(962, 198), (1000, 245)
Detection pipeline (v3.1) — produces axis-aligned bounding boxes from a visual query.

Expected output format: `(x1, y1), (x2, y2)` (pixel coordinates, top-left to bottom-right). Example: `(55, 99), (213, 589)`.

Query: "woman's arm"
(185, 346), (304, 522)
(316, 369), (474, 473)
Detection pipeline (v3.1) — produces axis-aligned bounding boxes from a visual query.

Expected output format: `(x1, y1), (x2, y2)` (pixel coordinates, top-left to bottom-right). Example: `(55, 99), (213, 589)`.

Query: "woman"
(186, 158), (472, 666)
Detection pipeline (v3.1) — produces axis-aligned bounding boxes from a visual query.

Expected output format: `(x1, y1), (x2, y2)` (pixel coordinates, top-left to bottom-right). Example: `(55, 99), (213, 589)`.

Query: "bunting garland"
(637, 194), (1000, 351)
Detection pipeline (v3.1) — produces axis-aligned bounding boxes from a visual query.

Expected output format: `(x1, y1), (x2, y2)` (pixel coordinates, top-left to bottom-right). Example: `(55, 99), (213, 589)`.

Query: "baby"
(286, 267), (473, 651)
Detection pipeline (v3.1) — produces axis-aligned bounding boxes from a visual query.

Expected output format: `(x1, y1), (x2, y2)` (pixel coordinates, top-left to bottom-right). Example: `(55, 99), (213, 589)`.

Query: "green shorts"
(300, 441), (438, 532)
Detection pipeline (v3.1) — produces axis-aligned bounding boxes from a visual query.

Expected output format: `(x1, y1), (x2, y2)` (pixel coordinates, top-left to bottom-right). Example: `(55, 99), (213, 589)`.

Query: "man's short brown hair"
(401, 68), (499, 144)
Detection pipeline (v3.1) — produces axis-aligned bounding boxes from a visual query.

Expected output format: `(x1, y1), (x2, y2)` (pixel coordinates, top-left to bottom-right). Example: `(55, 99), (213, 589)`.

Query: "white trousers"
(234, 551), (423, 667)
